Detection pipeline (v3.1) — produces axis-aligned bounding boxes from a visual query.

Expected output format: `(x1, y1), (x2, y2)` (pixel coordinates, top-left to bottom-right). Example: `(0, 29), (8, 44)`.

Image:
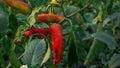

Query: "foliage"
(0, 0), (120, 68)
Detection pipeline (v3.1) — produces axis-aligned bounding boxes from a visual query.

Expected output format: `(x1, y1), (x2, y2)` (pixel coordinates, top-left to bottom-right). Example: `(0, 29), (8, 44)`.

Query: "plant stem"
(65, 18), (73, 31)
(18, 52), (25, 60)
(67, 0), (93, 18)
(46, 4), (52, 13)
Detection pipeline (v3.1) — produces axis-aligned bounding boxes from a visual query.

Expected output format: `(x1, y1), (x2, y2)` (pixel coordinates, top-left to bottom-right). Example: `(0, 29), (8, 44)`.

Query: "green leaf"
(1, 35), (11, 54)
(109, 54), (120, 68)
(1, 35), (21, 68)
(107, 0), (113, 14)
(111, 12), (120, 28)
(103, 18), (111, 27)
(65, 6), (78, 16)
(92, 32), (118, 50)
(22, 39), (46, 66)
(0, 12), (8, 33)
(8, 11), (18, 33)
(9, 51), (21, 68)
(67, 31), (78, 67)
(29, 0), (48, 8)
(84, 39), (105, 65)
(27, 7), (41, 27)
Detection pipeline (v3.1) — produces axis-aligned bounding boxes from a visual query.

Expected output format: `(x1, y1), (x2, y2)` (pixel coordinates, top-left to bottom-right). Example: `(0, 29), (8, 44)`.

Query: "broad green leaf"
(22, 39), (46, 66)
(27, 7), (41, 27)
(92, 32), (118, 50)
(8, 10), (18, 33)
(109, 54), (120, 68)
(67, 31), (78, 67)
(84, 39), (105, 65)
(40, 44), (51, 66)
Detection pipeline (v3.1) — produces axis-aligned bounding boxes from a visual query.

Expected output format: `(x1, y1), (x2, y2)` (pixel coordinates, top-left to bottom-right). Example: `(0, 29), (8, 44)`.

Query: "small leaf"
(92, 11), (103, 24)
(21, 39), (46, 66)
(109, 54), (120, 68)
(92, 32), (118, 50)
(27, 7), (41, 27)
(103, 18), (111, 27)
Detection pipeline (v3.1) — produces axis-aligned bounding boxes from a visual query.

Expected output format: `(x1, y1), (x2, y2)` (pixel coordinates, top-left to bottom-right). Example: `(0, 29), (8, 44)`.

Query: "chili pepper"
(37, 14), (64, 23)
(49, 23), (64, 66)
(3, 0), (32, 14)
(25, 27), (48, 39)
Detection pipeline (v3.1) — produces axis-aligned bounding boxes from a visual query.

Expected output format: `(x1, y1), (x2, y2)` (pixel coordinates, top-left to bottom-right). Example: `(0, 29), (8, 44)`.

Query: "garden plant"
(0, 0), (120, 68)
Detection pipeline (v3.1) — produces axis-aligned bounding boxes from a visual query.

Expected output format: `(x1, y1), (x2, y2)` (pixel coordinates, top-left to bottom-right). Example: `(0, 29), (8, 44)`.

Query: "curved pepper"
(49, 23), (64, 66)
(25, 27), (48, 39)
(37, 14), (64, 23)
(3, 0), (32, 14)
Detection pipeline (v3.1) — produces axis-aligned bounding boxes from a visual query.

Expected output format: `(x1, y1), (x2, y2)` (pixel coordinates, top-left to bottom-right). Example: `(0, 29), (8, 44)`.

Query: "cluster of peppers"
(3, 0), (64, 66)
(24, 13), (64, 66)
(25, 14), (64, 66)
(28, 14), (64, 66)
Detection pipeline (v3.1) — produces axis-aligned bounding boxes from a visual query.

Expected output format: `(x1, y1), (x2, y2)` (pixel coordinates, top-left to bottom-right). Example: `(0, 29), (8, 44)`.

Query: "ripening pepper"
(49, 23), (64, 66)
(25, 27), (48, 39)
(37, 14), (64, 23)
(3, 0), (32, 14)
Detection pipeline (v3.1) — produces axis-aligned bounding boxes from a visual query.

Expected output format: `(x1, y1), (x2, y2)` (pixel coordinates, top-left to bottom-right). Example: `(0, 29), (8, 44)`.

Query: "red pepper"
(37, 14), (64, 23)
(3, 0), (32, 14)
(49, 23), (64, 66)
(25, 27), (48, 39)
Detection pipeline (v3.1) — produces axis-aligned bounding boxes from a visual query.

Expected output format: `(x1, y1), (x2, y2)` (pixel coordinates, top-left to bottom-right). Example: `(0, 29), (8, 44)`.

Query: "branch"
(67, 0), (93, 18)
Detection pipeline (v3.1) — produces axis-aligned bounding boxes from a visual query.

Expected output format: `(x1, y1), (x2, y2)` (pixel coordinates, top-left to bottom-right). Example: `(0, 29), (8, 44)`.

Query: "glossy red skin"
(3, 0), (31, 14)
(25, 30), (31, 37)
(25, 27), (48, 39)
(50, 24), (64, 66)
(37, 14), (64, 23)
(30, 27), (48, 35)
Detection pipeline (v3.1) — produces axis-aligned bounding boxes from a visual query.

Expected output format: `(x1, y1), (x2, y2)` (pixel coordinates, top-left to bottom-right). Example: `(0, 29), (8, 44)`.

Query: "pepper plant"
(0, 0), (120, 68)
